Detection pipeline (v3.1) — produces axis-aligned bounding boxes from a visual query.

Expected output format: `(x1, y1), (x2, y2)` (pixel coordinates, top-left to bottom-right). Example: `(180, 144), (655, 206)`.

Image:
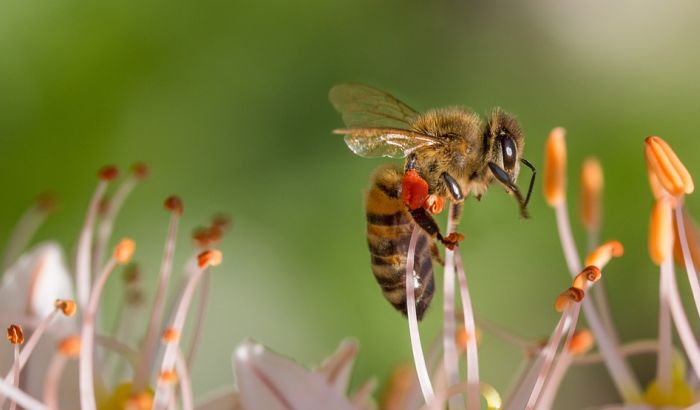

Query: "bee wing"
(334, 128), (441, 159)
(329, 83), (419, 128)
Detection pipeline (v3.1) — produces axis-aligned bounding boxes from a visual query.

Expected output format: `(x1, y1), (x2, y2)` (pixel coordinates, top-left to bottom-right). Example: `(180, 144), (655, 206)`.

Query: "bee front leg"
(410, 207), (464, 250)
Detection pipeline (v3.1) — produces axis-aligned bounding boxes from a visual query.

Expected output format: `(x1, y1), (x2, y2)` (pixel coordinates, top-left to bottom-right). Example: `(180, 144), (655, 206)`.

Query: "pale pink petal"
(315, 339), (358, 393)
(0, 243), (78, 406)
(0, 242), (76, 320)
(233, 340), (356, 410)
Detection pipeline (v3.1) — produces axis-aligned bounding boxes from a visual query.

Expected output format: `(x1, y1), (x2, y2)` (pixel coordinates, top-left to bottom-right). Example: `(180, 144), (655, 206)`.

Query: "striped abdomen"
(365, 165), (435, 320)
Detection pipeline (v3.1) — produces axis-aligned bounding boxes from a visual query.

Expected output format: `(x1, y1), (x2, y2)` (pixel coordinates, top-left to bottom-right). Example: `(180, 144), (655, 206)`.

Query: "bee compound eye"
(501, 135), (517, 170)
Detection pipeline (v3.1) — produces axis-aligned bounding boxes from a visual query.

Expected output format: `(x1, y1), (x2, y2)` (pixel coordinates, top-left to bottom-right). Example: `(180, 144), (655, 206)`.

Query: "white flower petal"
(233, 340), (357, 410)
(0, 242), (75, 319)
(316, 339), (358, 393)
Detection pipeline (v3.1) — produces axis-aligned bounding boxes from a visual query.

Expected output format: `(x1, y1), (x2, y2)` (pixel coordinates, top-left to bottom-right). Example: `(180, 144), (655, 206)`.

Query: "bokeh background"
(1, 0), (700, 407)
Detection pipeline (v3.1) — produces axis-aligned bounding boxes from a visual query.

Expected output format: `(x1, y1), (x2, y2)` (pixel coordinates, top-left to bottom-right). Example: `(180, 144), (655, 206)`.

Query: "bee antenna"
(520, 158), (537, 210)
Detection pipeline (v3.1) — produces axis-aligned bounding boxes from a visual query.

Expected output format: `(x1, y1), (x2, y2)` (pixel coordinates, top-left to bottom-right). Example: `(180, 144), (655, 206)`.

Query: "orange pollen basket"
(401, 169), (429, 210)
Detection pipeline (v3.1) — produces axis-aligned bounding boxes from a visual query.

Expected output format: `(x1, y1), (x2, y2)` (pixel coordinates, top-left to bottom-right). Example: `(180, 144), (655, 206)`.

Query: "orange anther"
(645, 136), (694, 196)
(130, 162), (150, 180)
(572, 265), (602, 289)
(585, 240), (624, 269)
(35, 192), (58, 214)
(55, 299), (77, 317)
(7, 324), (23, 345)
(98, 165), (119, 182)
(555, 287), (585, 312)
(568, 329), (595, 356)
(58, 336), (81, 357)
(198, 249), (223, 268)
(164, 196), (184, 215)
(401, 169), (429, 210)
(580, 158), (604, 230)
(159, 370), (178, 383)
(126, 392), (153, 410)
(162, 327), (179, 342)
(115, 239), (136, 265)
(544, 127), (567, 207)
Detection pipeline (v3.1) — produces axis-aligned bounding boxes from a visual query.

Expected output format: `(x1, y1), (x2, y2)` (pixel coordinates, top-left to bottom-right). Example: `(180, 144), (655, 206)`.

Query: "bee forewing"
(329, 83), (419, 129)
(339, 128), (440, 159)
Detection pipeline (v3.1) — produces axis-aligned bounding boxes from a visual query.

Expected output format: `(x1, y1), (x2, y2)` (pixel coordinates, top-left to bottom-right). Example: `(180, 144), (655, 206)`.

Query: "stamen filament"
(9, 344), (20, 410)
(92, 168), (141, 275)
(134, 198), (182, 392)
(76, 173), (112, 312)
(176, 349), (194, 410)
(673, 201), (700, 318)
(525, 307), (573, 409)
(404, 227), (434, 403)
(79, 257), (119, 410)
(660, 257), (700, 380)
(0, 377), (47, 410)
(152, 250), (220, 410)
(656, 256), (673, 396)
(442, 204), (461, 410)
(454, 251), (480, 410)
(186, 271), (210, 367)
(426, 382), (502, 410)
(43, 353), (67, 410)
(553, 203), (642, 401)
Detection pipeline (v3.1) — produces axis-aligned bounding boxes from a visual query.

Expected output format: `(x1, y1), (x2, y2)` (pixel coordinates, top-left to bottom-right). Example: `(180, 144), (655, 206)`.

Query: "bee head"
(484, 109), (535, 218)
(485, 108), (524, 181)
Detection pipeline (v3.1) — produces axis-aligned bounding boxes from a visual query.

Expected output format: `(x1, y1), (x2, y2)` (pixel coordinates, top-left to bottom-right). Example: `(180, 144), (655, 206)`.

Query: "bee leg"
(410, 207), (464, 250)
(430, 241), (445, 266)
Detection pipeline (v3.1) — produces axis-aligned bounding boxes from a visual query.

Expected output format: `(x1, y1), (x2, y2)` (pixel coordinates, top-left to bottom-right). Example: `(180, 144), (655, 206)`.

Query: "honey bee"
(329, 84), (536, 320)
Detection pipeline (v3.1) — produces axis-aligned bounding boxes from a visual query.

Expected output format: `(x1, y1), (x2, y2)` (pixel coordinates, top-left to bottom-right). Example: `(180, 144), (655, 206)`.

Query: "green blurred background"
(1, 0), (700, 407)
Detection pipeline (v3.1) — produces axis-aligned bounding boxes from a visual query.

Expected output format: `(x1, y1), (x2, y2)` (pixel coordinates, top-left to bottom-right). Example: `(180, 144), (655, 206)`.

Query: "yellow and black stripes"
(365, 165), (436, 320)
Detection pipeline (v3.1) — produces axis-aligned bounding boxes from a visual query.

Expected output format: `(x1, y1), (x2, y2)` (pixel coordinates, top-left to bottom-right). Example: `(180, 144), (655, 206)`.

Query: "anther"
(114, 239), (136, 264)
(192, 227), (211, 248)
(197, 249), (223, 268)
(126, 392), (153, 410)
(55, 299), (77, 317)
(567, 329), (594, 356)
(544, 127), (567, 207)
(580, 158), (603, 230)
(572, 265), (602, 289)
(649, 196), (674, 265)
(455, 325), (482, 352)
(35, 192), (58, 214)
(645, 136), (694, 196)
(585, 240), (624, 269)
(159, 370), (178, 383)
(211, 214), (231, 231)
(130, 162), (150, 180)
(164, 196), (184, 215)
(555, 287), (585, 312)
(122, 264), (141, 285)
(162, 327), (179, 342)
(58, 336), (81, 358)
(98, 165), (119, 182)
(6, 325), (23, 345)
